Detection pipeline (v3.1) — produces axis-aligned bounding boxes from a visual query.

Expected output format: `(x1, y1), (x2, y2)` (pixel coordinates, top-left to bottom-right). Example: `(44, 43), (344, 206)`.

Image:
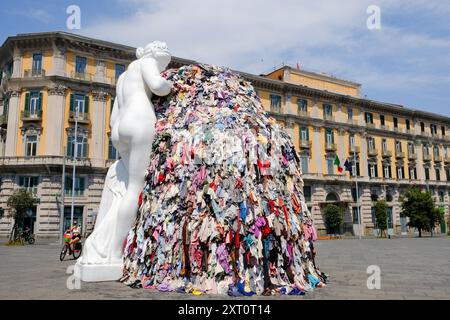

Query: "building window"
(70, 94), (89, 114)
(393, 117), (398, 129)
(325, 129), (334, 146)
(430, 124), (437, 136)
(327, 158), (335, 175)
(323, 104), (333, 117)
(349, 135), (355, 148)
(300, 155), (309, 173)
(408, 143), (415, 156)
(383, 164), (392, 179)
(382, 139), (388, 153)
(300, 127), (309, 141)
(351, 187), (359, 202)
(380, 115), (385, 126)
(436, 168), (441, 181)
(32, 53), (42, 74)
(297, 98), (307, 114)
(441, 126), (446, 137)
(420, 122), (425, 132)
(425, 167), (430, 180)
(115, 64), (126, 80)
(303, 186), (312, 202)
(352, 207), (360, 224)
(75, 56), (87, 74)
(65, 176), (86, 197)
(368, 137), (375, 151)
(25, 135), (37, 157)
(446, 168), (450, 181)
(439, 190), (445, 203)
(387, 208), (393, 229)
(108, 137), (118, 160)
(406, 119), (411, 131)
(423, 145), (430, 158)
(433, 146), (440, 157)
(409, 167), (417, 180)
(369, 164), (378, 178)
(269, 94), (282, 112)
(347, 108), (353, 120)
(24, 91), (42, 117)
(67, 135), (88, 158)
(397, 166), (405, 180)
(18, 176), (39, 195)
(395, 140), (402, 153)
(365, 112), (374, 124)
(352, 160), (361, 176)
(371, 207), (376, 224)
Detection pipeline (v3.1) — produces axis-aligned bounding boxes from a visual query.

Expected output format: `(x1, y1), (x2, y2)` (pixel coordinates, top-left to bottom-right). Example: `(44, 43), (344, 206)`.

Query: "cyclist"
(69, 221), (82, 247)
(63, 226), (72, 254)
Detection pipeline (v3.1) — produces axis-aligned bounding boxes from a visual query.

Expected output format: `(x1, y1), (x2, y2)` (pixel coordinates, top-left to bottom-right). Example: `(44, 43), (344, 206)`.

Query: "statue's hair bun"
(136, 47), (145, 59)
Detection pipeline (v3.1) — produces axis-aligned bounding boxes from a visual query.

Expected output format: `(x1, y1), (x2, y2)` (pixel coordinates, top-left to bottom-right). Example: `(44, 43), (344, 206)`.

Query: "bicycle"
(59, 240), (82, 261)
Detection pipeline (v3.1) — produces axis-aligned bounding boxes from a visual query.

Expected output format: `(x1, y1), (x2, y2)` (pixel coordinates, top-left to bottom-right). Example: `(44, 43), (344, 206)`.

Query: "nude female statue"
(76, 42), (172, 280)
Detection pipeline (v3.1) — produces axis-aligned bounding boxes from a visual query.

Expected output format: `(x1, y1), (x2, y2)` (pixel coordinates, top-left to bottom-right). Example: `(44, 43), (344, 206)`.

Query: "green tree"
(6, 189), (39, 242)
(400, 187), (440, 238)
(323, 204), (343, 235)
(374, 200), (388, 238)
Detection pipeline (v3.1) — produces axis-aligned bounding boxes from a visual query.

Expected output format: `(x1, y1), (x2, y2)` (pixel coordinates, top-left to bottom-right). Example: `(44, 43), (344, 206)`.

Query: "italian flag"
(334, 155), (343, 173)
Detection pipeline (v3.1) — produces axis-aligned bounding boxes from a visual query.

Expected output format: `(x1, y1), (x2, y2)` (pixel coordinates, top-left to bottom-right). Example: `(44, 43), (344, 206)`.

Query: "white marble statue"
(76, 41), (172, 282)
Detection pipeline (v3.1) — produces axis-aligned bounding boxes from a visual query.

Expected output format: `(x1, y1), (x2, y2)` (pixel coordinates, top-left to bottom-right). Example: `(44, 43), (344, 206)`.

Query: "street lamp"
(70, 102), (79, 231)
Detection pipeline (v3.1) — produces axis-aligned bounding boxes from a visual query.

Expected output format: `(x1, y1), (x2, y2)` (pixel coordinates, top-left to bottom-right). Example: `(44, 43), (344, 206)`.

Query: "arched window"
(326, 192), (339, 202)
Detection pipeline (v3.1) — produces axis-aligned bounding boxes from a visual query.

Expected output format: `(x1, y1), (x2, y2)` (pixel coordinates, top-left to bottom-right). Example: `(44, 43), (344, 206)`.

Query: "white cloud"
(79, 0), (450, 114)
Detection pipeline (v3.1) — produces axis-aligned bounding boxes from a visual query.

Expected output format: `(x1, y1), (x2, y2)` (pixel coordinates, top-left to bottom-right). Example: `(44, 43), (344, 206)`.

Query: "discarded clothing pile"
(120, 64), (327, 296)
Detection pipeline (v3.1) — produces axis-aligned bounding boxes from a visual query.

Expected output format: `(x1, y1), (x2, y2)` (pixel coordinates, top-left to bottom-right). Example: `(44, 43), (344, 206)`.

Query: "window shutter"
(24, 92), (31, 113)
(70, 94), (74, 112)
(84, 95), (90, 113)
(38, 92), (43, 111)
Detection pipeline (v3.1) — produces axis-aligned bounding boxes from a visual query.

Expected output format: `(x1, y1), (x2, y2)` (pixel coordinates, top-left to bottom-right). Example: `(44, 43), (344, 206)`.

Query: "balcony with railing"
(21, 110), (43, 121)
(423, 153), (432, 162)
(349, 145), (360, 154)
(368, 148), (378, 157)
(69, 111), (90, 124)
(382, 150), (392, 158)
(299, 140), (311, 149)
(434, 154), (443, 163)
(395, 151), (405, 159)
(24, 69), (46, 78)
(347, 119), (359, 126)
(325, 143), (337, 151)
(0, 114), (7, 127)
(298, 110), (309, 118)
(408, 152), (417, 161)
(71, 71), (94, 82)
(366, 122), (376, 129)
(323, 114), (335, 122)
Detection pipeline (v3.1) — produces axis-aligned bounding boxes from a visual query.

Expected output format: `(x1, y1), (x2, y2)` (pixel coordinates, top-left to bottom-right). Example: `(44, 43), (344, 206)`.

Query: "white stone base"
(75, 262), (123, 282)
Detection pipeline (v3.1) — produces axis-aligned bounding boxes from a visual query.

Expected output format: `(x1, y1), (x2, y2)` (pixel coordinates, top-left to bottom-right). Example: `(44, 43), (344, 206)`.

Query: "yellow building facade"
(0, 32), (449, 239)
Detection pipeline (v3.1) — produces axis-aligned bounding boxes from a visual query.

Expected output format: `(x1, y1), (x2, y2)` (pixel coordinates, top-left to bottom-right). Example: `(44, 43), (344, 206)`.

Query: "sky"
(1, 0), (449, 116)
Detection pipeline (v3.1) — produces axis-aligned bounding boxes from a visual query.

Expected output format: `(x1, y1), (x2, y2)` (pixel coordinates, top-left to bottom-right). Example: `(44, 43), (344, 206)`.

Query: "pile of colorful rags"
(120, 64), (328, 296)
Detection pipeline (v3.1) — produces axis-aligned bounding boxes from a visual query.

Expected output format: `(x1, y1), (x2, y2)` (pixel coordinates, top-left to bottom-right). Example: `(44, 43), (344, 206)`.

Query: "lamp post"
(58, 146), (66, 245)
(70, 103), (79, 231)
(353, 150), (362, 240)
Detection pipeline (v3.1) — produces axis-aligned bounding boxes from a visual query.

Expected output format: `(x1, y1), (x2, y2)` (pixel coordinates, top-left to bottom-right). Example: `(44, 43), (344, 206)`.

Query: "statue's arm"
(141, 59), (172, 97)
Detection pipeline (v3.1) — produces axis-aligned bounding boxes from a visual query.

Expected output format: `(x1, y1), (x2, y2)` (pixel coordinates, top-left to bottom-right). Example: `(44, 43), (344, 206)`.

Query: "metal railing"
(368, 148), (378, 156)
(21, 110), (43, 121)
(299, 140), (311, 149)
(323, 114), (334, 121)
(395, 151), (405, 159)
(382, 150), (392, 158)
(298, 110), (309, 118)
(434, 155), (443, 162)
(325, 143), (337, 151)
(349, 145), (360, 153)
(408, 153), (417, 160)
(71, 71), (94, 82)
(69, 111), (90, 124)
(423, 154), (432, 162)
(24, 69), (46, 77)
(64, 189), (85, 197)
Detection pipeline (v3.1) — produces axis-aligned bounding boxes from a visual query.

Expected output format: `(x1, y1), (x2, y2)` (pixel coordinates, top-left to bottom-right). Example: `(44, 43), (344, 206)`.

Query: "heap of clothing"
(120, 64), (327, 296)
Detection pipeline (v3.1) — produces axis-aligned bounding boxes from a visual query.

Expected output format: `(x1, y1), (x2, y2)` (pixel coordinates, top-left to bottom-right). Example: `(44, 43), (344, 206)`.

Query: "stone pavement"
(0, 237), (449, 300)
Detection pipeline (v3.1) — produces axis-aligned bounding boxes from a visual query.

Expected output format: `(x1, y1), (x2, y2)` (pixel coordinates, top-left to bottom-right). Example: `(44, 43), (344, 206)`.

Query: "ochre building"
(0, 32), (449, 239)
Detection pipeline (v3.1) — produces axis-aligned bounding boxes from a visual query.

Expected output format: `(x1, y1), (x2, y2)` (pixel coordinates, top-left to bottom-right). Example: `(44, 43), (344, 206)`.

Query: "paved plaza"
(0, 237), (449, 300)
